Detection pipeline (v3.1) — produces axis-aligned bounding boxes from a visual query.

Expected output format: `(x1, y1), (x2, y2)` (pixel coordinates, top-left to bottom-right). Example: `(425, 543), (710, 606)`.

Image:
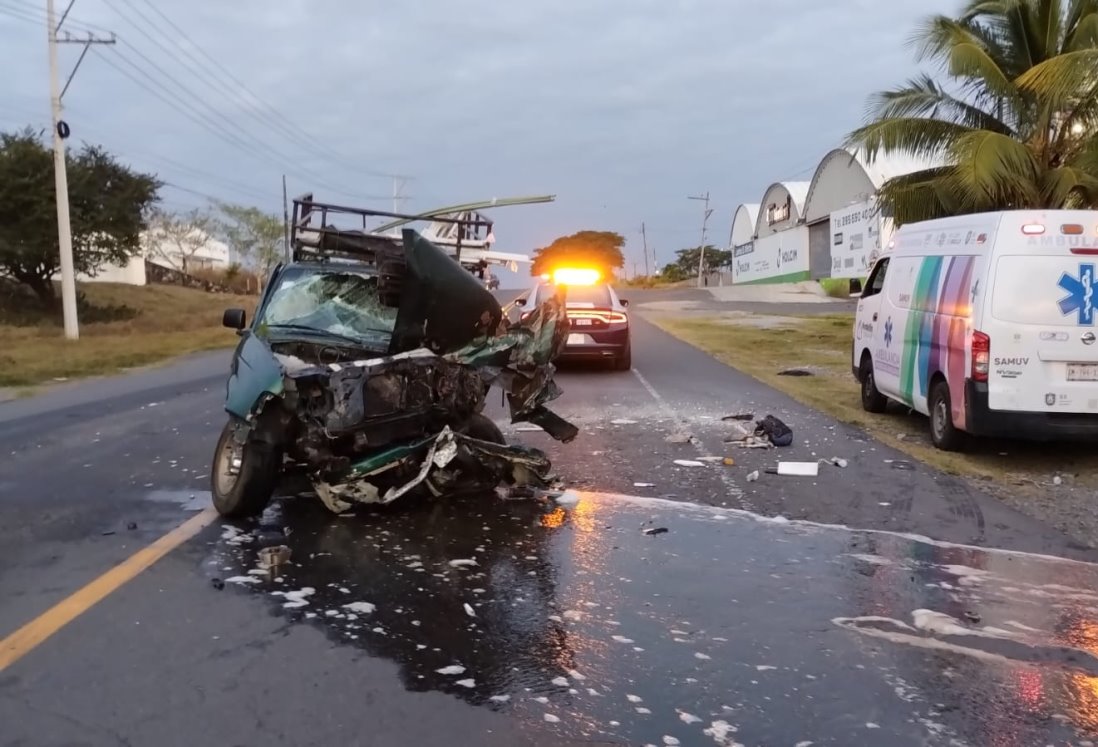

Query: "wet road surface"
(2, 299), (1098, 745)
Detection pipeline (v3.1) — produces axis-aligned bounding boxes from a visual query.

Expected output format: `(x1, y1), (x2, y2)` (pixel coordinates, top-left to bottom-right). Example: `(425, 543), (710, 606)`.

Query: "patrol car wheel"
(929, 381), (964, 451)
(859, 355), (888, 413)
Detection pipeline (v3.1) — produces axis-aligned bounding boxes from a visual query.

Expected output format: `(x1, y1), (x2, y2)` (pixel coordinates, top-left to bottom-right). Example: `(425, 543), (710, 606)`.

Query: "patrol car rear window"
(539, 283), (611, 306)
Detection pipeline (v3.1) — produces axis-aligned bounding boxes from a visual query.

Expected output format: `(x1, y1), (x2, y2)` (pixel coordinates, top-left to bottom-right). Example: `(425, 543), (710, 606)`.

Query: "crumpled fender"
(224, 333), (285, 421)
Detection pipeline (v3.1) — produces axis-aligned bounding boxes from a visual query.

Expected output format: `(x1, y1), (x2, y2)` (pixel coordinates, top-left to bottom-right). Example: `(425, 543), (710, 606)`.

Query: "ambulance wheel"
(859, 355), (888, 414)
(929, 381), (964, 451)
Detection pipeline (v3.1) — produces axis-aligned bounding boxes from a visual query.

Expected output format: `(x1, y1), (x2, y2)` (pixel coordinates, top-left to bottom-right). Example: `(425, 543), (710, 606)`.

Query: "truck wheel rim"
(215, 437), (242, 495)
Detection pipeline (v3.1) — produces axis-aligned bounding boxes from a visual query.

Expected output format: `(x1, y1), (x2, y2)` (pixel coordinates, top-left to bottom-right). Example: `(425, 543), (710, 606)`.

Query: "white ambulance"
(852, 209), (1098, 450)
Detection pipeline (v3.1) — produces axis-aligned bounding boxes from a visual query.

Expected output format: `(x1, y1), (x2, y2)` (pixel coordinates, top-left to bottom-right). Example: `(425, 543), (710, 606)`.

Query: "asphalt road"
(2, 298), (1098, 746)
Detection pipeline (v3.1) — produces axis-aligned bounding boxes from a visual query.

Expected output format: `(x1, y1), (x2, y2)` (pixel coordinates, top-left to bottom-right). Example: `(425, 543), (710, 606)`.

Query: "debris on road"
(746, 470), (760, 482)
(665, 432), (694, 444)
(633, 482), (655, 488)
(258, 545), (292, 570)
(721, 412), (754, 421)
(771, 462), (820, 477)
(644, 527), (669, 536)
(553, 490), (581, 507)
(754, 415), (793, 446)
(673, 460), (706, 467)
(777, 368), (813, 376)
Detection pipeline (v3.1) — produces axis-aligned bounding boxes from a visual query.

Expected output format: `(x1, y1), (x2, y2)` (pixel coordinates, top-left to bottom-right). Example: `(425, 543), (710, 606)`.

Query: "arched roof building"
(728, 147), (940, 283)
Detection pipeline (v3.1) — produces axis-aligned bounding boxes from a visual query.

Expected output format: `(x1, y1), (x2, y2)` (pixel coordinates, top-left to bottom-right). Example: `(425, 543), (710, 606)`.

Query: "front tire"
(859, 355), (888, 413)
(211, 418), (280, 518)
(929, 381), (964, 451)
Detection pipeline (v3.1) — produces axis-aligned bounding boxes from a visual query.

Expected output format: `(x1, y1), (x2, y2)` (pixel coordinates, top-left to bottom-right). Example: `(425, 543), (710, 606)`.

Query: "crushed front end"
(219, 225), (576, 515)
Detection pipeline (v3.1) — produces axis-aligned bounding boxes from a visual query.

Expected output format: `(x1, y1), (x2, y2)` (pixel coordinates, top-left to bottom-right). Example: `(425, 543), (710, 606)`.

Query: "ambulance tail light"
(972, 331), (990, 382)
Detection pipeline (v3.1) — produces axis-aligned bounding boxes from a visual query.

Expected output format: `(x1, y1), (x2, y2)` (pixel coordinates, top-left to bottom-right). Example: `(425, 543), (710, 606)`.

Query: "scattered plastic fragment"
(554, 491), (581, 507)
(258, 545), (291, 569)
(746, 471), (760, 482)
(634, 482), (655, 487)
(644, 527), (669, 536)
(464, 603), (477, 617)
(436, 665), (466, 675)
(674, 460), (705, 468)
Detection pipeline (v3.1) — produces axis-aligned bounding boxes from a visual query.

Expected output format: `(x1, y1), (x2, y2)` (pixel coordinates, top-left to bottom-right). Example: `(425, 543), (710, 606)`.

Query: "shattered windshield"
(256, 265), (396, 347)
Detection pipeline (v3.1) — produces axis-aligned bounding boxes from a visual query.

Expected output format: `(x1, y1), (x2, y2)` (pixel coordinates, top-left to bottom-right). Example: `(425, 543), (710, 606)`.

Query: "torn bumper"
(313, 426), (553, 513)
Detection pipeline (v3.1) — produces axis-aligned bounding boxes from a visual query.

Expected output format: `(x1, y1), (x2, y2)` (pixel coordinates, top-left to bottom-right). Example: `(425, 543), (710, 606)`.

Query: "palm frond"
(912, 16), (1016, 97)
(947, 129), (1041, 207)
(1015, 49), (1098, 107)
(1040, 164), (1098, 206)
(868, 73), (1016, 135)
(1065, 0), (1098, 48)
(877, 167), (964, 225)
(845, 117), (972, 163)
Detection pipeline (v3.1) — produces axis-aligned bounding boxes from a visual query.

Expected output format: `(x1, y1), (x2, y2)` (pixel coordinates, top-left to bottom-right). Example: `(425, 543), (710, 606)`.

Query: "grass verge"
(0, 282), (257, 387)
(646, 312), (1098, 493)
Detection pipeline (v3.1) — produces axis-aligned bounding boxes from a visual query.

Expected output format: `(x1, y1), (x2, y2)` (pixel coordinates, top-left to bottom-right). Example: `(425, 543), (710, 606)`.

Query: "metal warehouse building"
(729, 148), (936, 284)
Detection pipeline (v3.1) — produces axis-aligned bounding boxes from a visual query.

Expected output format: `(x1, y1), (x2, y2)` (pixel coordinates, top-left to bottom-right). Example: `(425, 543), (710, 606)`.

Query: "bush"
(191, 266), (262, 295)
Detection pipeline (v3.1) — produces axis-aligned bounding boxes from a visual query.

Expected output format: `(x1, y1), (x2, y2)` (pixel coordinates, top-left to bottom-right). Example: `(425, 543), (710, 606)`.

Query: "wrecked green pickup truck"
(210, 198), (577, 518)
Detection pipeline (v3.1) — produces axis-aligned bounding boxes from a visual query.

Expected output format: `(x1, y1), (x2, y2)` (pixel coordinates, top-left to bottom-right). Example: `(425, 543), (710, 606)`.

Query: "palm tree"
(846, 0), (1098, 225)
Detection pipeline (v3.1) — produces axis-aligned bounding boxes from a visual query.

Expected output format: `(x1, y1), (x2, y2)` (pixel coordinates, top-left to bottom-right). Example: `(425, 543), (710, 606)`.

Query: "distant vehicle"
(485, 272), (500, 290)
(514, 268), (631, 370)
(852, 209), (1098, 450)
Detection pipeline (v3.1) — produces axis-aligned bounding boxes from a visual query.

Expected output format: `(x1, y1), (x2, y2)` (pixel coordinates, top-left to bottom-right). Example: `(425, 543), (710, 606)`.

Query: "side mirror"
(513, 297), (527, 307)
(620, 299), (630, 307)
(223, 308), (246, 330)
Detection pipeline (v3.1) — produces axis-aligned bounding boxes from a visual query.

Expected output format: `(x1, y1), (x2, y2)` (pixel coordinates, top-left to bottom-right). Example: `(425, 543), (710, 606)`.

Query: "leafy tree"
(0, 127), (161, 304)
(666, 245), (732, 278)
(215, 202), (285, 281)
(845, 0), (1098, 225)
(145, 207), (218, 274)
(530, 230), (625, 276)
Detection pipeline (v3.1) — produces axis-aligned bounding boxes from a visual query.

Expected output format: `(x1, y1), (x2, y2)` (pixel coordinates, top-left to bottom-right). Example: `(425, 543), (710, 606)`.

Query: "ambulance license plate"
(567, 334), (586, 345)
(1067, 363), (1098, 381)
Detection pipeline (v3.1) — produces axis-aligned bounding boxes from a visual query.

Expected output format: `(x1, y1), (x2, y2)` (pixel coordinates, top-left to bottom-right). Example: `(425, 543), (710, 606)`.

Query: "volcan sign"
(830, 198), (884, 279)
(731, 226), (810, 284)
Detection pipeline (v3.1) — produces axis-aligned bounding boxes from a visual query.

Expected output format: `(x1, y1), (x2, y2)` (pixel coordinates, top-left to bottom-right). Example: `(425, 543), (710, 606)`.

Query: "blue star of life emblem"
(1057, 263), (1096, 326)
(883, 317), (893, 347)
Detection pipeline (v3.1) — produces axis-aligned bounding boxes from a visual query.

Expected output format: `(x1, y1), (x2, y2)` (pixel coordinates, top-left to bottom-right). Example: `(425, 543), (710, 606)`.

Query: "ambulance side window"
(862, 258), (890, 298)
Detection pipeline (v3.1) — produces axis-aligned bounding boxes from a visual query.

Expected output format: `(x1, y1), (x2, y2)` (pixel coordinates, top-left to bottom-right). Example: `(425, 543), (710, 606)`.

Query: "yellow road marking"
(0, 506), (219, 672)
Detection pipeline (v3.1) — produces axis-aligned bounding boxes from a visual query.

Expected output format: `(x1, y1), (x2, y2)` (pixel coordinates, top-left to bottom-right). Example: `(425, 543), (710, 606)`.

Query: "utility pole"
(47, 0), (116, 340)
(640, 222), (650, 277)
(392, 177), (406, 213)
(688, 192), (712, 288)
(281, 174), (291, 261)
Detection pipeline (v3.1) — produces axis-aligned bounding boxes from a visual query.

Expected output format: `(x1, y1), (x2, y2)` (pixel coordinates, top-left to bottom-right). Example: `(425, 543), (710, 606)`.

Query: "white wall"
(829, 197), (894, 279)
(732, 225), (810, 284)
(50, 254), (147, 285)
(143, 228), (231, 272)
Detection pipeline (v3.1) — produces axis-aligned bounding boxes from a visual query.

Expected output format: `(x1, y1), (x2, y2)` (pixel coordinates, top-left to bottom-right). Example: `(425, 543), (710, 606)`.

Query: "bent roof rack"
(291, 193), (494, 265)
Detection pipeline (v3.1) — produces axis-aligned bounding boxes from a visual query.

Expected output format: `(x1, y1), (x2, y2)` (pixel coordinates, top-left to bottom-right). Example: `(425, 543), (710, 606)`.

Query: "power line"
(3, 2), (400, 200)
(97, 48), (391, 203)
(129, 0), (408, 180)
(118, 0), (406, 181)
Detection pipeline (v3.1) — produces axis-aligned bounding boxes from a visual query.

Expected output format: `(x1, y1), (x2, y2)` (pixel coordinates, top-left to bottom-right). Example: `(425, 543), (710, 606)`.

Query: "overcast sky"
(1, 0), (958, 283)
